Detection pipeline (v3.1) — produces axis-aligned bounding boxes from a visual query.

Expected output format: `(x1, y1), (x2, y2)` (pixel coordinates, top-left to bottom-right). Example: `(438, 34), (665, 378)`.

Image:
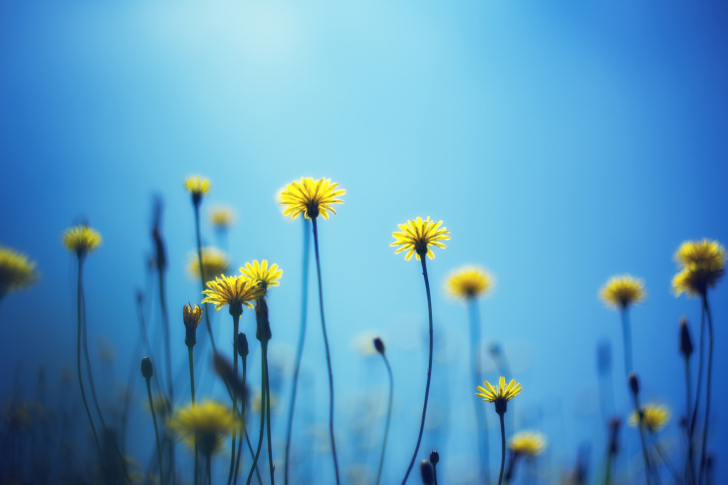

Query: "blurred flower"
(62, 226), (102, 257)
(391, 217), (450, 261)
(672, 239), (725, 297)
(169, 401), (237, 456)
(144, 393), (172, 422)
(251, 390), (278, 414)
(239, 260), (282, 293)
(202, 275), (264, 313)
(187, 247), (230, 283)
(279, 177), (345, 220)
(629, 403), (670, 433)
(445, 266), (493, 300)
(599, 275), (645, 309)
(0, 245), (39, 296)
(509, 431), (547, 456)
(208, 205), (236, 230)
(183, 303), (203, 347)
(184, 175), (211, 200)
(476, 377), (522, 408)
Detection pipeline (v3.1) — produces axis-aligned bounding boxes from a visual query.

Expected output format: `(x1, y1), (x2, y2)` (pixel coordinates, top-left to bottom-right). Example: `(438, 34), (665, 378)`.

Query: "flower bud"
(255, 299), (272, 341)
(419, 460), (434, 485)
(628, 372), (639, 396)
(141, 357), (153, 379)
(679, 317), (693, 357)
(373, 337), (385, 354)
(238, 333), (249, 358)
(429, 450), (439, 465)
(183, 303), (203, 347)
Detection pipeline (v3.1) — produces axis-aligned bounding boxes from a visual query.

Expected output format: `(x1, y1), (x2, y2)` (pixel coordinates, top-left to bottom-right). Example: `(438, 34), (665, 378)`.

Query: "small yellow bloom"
(391, 217), (450, 261)
(202, 275), (265, 313)
(445, 266), (493, 300)
(476, 376), (522, 411)
(672, 239), (725, 297)
(168, 401), (238, 456)
(62, 226), (102, 257)
(599, 275), (645, 309)
(209, 205), (236, 229)
(184, 175), (211, 199)
(279, 177), (346, 220)
(629, 403), (670, 433)
(183, 303), (203, 346)
(0, 246), (39, 296)
(509, 431), (547, 457)
(187, 247), (231, 283)
(239, 260), (282, 293)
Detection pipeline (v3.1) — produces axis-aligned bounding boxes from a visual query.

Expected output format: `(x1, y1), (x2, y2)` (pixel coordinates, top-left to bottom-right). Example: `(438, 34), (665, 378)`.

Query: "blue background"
(1, 0), (727, 483)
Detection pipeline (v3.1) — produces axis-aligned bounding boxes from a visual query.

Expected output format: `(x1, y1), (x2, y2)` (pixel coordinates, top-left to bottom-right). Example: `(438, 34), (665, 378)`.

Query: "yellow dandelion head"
(599, 275), (646, 309)
(184, 175), (211, 201)
(187, 247), (231, 283)
(201, 274), (265, 314)
(208, 205), (236, 229)
(673, 239), (725, 296)
(629, 403), (670, 433)
(509, 431), (547, 457)
(279, 177), (346, 220)
(168, 401), (238, 456)
(62, 226), (102, 257)
(445, 266), (494, 300)
(239, 260), (282, 295)
(391, 217), (451, 261)
(476, 376), (523, 413)
(0, 246), (39, 295)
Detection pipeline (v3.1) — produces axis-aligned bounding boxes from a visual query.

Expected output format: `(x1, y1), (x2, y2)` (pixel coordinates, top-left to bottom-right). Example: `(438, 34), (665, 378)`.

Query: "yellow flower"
(209, 205), (236, 229)
(202, 275), (265, 313)
(445, 266), (493, 300)
(62, 226), (102, 257)
(391, 217), (450, 261)
(168, 401), (238, 456)
(476, 376), (522, 413)
(599, 275), (646, 309)
(187, 247), (231, 283)
(0, 246), (39, 296)
(672, 239), (726, 296)
(629, 403), (670, 433)
(183, 303), (203, 346)
(184, 175), (211, 199)
(509, 431), (547, 456)
(279, 177), (346, 220)
(239, 260), (282, 293)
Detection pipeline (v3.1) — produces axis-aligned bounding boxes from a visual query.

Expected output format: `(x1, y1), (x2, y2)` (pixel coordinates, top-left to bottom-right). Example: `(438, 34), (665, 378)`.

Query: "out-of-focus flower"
(144, 393), (172, 422)
(509, 431), (547, 456)
(629, 404), (670, 433)
(600, 275), (645, 309)
(184, 175), (211, 203)
(672, 239), (725, 297)
(62, 226), (102, 257)
(239, 260), (282, 293)
(209, 205), (236, 230)
(445, 266), (493, 300)
(279, 177), (345, 220)
(0, 246), (39, 296)
(168, 401), (237, 456)
(251, 390), (278, 414)
(391, 217), (450, 261)
(476, 377), (522, 409)
(202, 275), (264, 313)
(187, 247), (230, 283)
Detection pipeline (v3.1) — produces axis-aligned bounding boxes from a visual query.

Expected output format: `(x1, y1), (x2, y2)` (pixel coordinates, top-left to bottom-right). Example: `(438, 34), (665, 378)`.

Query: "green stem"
(79, 272), (106, 430)
(684, 355), (694, 485)
(311, 217), (341, 485)
(189, 345), (198, 485)
(194, 203), (218, 354)
(620, 308), (633, 377)
(284, 218), (311, 485)
(246, 343), (267, 485)
(264, 340), (275, 484)
(147, 377), (164, 485)
(698, 293), (713, 485)
(234, 357), (248, 484)
(690, 302), (706, 438)
(633, 395), (653, 485)
(228, 315), (240, 485)
(401, 256), (434, 485)
(497, 411), (506, 485)
(604, 452), (614, 485)
(469, 299), (491, 485)
(375, 352), (393, 485)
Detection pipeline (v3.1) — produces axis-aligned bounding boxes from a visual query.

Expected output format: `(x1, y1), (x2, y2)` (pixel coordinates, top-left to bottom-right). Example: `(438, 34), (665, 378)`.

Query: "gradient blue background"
(1, 0), (727, 483)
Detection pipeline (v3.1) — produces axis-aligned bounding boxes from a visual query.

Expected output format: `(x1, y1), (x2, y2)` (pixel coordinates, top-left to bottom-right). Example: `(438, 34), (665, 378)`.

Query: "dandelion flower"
(187, 247), (230, 283)
(62, 226), (102, 257)
(168, 401), (237, 456)
(184, 175), (211, 201)
(672, 239), (725, 296)
(209, 205), (236, 229)
(0, 246), (39, 296)
(279, 177), (345, 220)
(600, 275), (645, 309)
(391, 217), (450, 261)
(183, 303), (203, 347)
(202, 275), (265, 314)
(239, 260), (282, 293)
(476, 377), (523, 405)
(629, 404), (670, 433)
(445, 266), (493, 300)
(509, 431), (547, 457)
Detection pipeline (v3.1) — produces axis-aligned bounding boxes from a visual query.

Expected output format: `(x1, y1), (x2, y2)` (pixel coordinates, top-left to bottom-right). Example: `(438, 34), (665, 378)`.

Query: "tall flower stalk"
(600, 274), (646, 377)
(373, 338), (393, 485)
(679, 318), (695, 484)
(183, 304), (203, 485)
(142, 357), (164, 485)
(233, 333), (250, 484)
(628, 373), (653, 485)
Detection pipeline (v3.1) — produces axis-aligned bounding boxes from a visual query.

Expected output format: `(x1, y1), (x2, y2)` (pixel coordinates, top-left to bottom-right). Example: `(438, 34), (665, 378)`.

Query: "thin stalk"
(158, 270), (174, 403)
(401, 257), (434, 485)
(619, 308), (633, 377)
(632, 396), (653, 485)
(246, 344), (267, 485)
(264, 340), (275, 484)
(698, 293), (714, 485)
(189, 345), (198, 485)
(604, 452), (614, 485)
(228, 315), (240, 485)
(433, 462), (438, 485)
(375, 352), (394, 485)
(75, 257), (102, 455)
(311, 217), (341, 485)
(234, 356), (248, 484)
(469, 299), (491, 485)
(689, 303), (706, 439)
(284, 218), (311, 485)
(651, 435), (681, 484)
(206, 453), (212, 485)
(194, 204), (218, 354)
(80, 274), (106, 430)
(684, 355), (694, 485)
(146, 378), (164, 485)
(497, 412), (506, 485)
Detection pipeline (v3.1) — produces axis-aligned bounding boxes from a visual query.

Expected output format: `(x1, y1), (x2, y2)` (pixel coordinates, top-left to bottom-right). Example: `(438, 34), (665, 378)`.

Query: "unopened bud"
(183, 303), (203, 347)
(419, 460), (434, 485)
(628, 372), (639, 396)
(679, 317), (693, 357)
(255, 299), (272, 341)
(141, 357), (153, 379)
(238, 333), (249, 358)
(429, 450), (439, 465)
(373, 337), (385, 354)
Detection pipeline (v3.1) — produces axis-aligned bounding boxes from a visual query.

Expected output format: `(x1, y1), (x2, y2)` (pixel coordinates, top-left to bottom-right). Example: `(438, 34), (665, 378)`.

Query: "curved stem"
(401, 257), (434, 485)
(80, 274), (106, 430)
(147, 378), (164, 485)
(284, 218), (311, 485)
(469, 299), (491, 485)
(497, 412), (506, 485)
(246, 344), (267, 485)
(698, 293), (714, 485)
(375, 352), (394, 485)
(619, 308), (633, 377)
(264, 340), (275, 484)
(651, 434), (682, 484)
(311, 217), (341, 485)
(189, 345), (198, 485)
(228, 315), (240, 485)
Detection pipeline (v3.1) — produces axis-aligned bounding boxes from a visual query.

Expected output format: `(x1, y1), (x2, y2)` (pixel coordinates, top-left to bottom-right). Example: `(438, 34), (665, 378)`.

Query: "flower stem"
(375, 351), (394, 485)
(234, 356), (253, 485)
(79, 271), (106, 430)
(246, 343), (267, 485)
(228, 315), (240, 485)
(619, 308), (633, 377)
(146, 377), (165, 485)
(651, 434), (681, 484)
(497, 411), (506, 485)
(206, 452), (213, 485)
(284, 218), (311, 485)
(194, 203), (218, 354)
(158, 266), (174, 404)
(311, 217), (341, 485)
(689, 301), (705, 481)
(468, 299), (491, 485)
(401, 257), (434, 485)
(698, 293), (714, 485)
(188, 345), (198, 485)
(632, 394), (653, 485)
(264, 339), (275, 484)
(683, 354), (694, 485)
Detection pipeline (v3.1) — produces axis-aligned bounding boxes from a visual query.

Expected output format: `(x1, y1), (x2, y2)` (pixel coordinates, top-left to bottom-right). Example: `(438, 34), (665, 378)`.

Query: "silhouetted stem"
(194, 203), (218, 353)
(264, 340), (275, 484)
(246, 344), (267, 485)
(651, 434), (681, 484)
(146, 377), (164, 485)
(469, 299), (491, 485)
(632, 394), (653, 485)
(690, 303), (705, 439)
(619, 308), (633, 377)
(284, 218), (311, 485)
(498, 411), (506, 485)
(375, 352), (394, 485)
(188, 345), (198, 485)
(698, 293), (714, 485)
(401, 257), (434, 485)
(311, 217), (341, 485)
(228, 315), (240, 485)
(206, 452), (212, 485)
(80, 272), (106, 430)
(683, 354), (694, 485)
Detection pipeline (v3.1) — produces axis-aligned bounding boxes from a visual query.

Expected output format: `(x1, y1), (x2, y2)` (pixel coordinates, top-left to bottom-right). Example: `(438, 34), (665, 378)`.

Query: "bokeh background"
(1, 0), (727, 483)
